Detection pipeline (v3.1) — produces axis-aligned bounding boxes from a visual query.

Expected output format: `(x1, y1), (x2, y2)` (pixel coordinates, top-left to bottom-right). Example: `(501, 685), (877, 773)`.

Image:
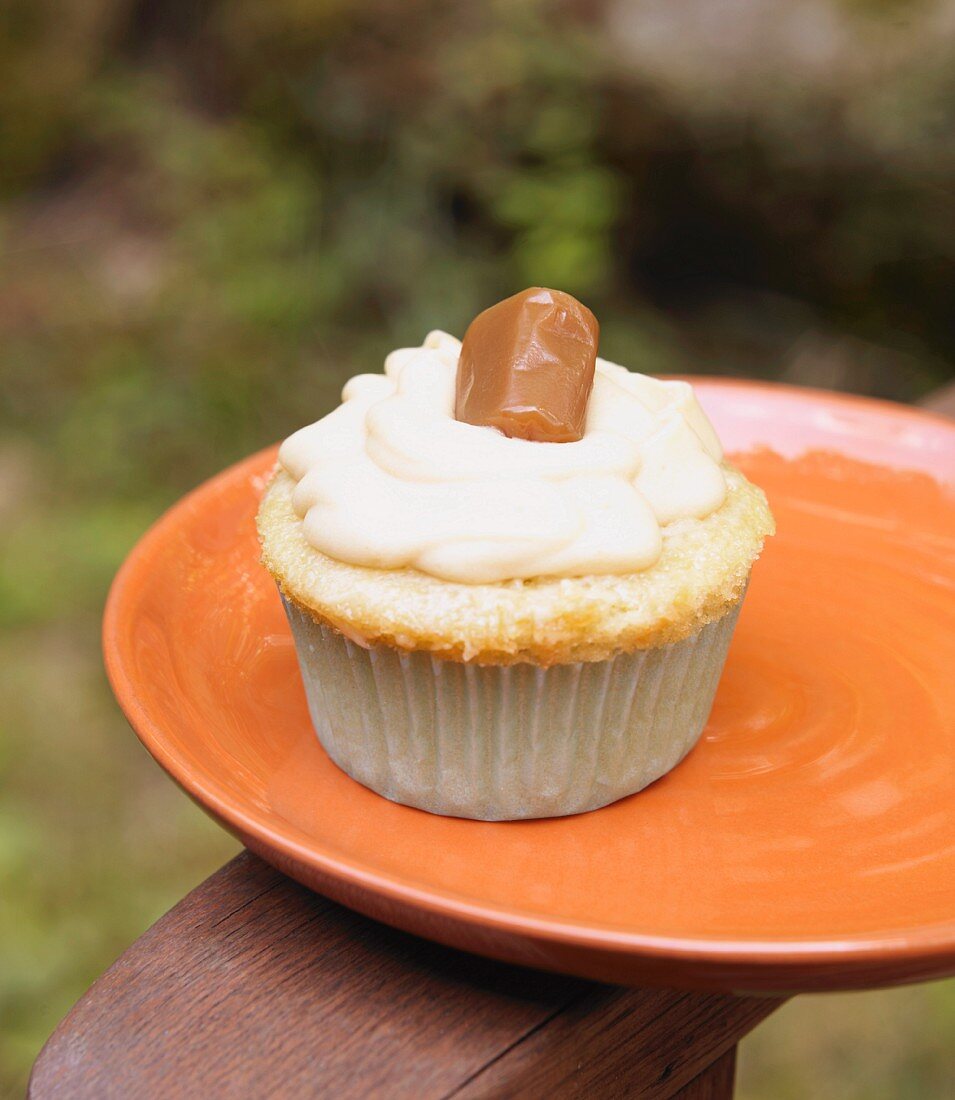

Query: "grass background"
(2, 1), (955, 1095)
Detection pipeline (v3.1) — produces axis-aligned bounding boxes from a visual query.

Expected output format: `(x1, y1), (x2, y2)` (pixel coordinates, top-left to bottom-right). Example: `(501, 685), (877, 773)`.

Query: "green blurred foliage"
(1, 0), (954, 1095)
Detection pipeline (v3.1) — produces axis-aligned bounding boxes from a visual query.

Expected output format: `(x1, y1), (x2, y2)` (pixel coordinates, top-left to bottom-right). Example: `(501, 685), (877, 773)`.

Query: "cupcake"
(258, 289), (773, 820)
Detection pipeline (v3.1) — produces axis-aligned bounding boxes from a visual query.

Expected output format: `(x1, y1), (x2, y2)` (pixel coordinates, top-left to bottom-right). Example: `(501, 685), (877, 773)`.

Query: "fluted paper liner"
(282, 595), (743, 820)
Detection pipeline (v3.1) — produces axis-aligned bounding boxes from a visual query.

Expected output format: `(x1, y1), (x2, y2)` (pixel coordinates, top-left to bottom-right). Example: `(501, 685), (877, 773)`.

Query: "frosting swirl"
(278, 331), (727, 584)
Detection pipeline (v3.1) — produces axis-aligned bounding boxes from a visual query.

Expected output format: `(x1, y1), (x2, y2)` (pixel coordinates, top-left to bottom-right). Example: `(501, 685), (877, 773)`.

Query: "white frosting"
(279, 331), (727, 584)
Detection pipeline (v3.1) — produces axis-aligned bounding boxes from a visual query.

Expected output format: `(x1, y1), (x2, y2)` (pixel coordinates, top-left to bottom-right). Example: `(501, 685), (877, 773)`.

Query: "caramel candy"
(454, 288), (599, 443)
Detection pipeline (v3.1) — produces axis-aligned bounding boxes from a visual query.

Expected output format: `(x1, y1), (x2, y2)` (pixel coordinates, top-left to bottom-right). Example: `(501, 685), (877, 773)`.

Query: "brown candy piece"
(454, 287), (599, 443)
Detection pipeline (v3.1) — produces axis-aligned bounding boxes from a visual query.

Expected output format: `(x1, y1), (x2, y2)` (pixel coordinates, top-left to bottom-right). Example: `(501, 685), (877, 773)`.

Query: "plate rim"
(103, 379), (955, 979)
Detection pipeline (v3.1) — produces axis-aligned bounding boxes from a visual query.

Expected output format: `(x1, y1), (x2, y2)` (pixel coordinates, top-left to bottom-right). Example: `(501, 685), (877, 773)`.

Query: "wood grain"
(29, 852), (778, 1099)
(453, 984), (768, 1099)
(673, 1048), (736, 1099)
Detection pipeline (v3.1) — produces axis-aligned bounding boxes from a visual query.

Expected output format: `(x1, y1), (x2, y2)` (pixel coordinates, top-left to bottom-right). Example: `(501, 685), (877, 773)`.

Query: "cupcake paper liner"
(281, 593), (743, 820)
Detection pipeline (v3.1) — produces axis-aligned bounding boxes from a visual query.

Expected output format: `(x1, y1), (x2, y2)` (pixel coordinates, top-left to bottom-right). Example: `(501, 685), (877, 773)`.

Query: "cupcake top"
(260, 288), (774, 663)
(278, 292), (728, 585)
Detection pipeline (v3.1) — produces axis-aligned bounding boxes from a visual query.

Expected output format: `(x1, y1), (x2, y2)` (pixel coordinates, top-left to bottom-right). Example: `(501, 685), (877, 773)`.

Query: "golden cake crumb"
(257, 464), (774, 666)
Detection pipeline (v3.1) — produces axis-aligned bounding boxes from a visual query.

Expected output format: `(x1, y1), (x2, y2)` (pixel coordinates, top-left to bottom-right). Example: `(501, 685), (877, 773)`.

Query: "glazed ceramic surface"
(104, 381), (955, 993)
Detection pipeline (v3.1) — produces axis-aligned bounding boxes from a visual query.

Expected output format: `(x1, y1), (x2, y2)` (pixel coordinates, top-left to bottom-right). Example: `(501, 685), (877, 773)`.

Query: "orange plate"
(104, 381), (955, 993)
